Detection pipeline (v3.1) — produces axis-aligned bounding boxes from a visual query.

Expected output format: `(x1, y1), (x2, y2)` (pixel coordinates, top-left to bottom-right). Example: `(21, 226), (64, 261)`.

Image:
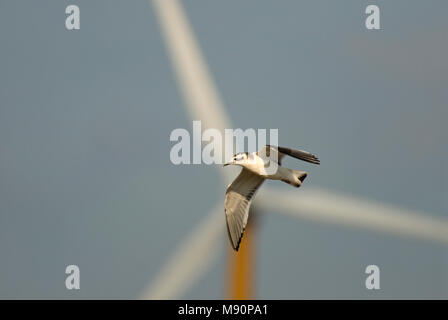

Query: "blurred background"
(0, 0), (447, 299)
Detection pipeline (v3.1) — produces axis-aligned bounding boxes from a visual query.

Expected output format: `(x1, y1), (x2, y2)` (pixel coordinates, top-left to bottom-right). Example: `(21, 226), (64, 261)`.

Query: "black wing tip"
(232, 226), (245, 251)
(234, 243), (240, 252)
(225, 213), (244, 252)
(234, 231), (244, 251)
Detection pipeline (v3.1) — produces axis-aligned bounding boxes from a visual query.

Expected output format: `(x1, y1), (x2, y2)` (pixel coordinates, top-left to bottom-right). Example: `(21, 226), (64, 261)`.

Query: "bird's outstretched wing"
(263, 145), (320, 165)
(225, 168), (265, 251)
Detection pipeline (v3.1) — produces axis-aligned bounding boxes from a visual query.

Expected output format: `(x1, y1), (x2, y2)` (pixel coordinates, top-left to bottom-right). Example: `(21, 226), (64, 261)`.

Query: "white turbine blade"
(140, 186), (448, 299)
(152, 0), (233, 182)
(140, 204), (225, 299)
(257, 187), (448, 245)
(152, 0), (231, 129)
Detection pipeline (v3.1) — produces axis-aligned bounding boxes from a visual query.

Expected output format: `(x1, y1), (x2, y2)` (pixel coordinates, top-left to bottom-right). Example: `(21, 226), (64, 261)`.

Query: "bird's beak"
(223, 162), (231, 167)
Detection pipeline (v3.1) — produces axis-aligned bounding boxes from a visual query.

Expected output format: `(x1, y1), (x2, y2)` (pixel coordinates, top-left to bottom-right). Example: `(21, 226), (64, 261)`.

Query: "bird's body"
(223, 145), (320, 251)
(232, 152), (306, 186)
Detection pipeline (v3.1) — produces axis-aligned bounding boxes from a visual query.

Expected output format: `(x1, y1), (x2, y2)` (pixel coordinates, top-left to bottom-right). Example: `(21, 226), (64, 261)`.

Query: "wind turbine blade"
(152, 0), (233, 182)
(257, 187), (448, 245)
(139, 205), (225, 299)
(140, 186), (448, 300)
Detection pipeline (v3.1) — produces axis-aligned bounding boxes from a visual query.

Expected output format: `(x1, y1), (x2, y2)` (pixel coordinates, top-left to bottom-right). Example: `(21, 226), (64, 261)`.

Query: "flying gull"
(223, 145), (320, 251)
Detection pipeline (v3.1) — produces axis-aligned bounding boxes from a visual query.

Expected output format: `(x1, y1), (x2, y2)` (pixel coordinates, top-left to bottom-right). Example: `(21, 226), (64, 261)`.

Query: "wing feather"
(225, 169), (264, 251)
(264, 145), (320, 165)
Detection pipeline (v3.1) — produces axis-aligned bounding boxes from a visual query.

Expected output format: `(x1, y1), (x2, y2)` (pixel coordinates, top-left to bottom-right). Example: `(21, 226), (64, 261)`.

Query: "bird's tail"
(281, 169), (307, 188)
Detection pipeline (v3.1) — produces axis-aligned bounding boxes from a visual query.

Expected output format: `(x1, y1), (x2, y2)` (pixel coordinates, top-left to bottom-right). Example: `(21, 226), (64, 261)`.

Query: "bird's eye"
(235, 153), (244, 161)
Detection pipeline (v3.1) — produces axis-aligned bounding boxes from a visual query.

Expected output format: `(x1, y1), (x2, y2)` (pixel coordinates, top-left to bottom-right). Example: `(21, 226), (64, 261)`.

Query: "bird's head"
(223, 152), (248, 167)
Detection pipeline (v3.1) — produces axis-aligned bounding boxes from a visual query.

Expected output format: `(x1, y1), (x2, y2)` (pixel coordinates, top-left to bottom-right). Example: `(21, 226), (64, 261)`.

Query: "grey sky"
(0, 1), (446, 298)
